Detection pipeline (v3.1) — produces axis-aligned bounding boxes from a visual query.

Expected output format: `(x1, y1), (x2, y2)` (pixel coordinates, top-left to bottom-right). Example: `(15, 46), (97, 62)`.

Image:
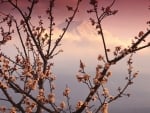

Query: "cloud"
(3, 19), (149, 60)
(59, 20), (131, 50)
(57, 21), (83, 32)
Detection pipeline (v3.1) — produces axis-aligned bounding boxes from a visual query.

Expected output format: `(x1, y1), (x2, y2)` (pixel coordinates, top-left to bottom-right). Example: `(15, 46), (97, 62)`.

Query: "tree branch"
(48, 0), (81, 58)
(14, 20), (28, 59)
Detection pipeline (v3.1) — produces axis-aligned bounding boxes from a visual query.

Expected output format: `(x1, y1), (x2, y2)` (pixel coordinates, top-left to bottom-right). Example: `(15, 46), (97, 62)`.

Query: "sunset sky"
(0, 0), (150, 113)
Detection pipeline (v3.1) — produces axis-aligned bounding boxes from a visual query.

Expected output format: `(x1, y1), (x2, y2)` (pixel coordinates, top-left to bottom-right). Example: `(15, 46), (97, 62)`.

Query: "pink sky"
(1, 0), (150, 72)
(1, 0), (149, 69)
